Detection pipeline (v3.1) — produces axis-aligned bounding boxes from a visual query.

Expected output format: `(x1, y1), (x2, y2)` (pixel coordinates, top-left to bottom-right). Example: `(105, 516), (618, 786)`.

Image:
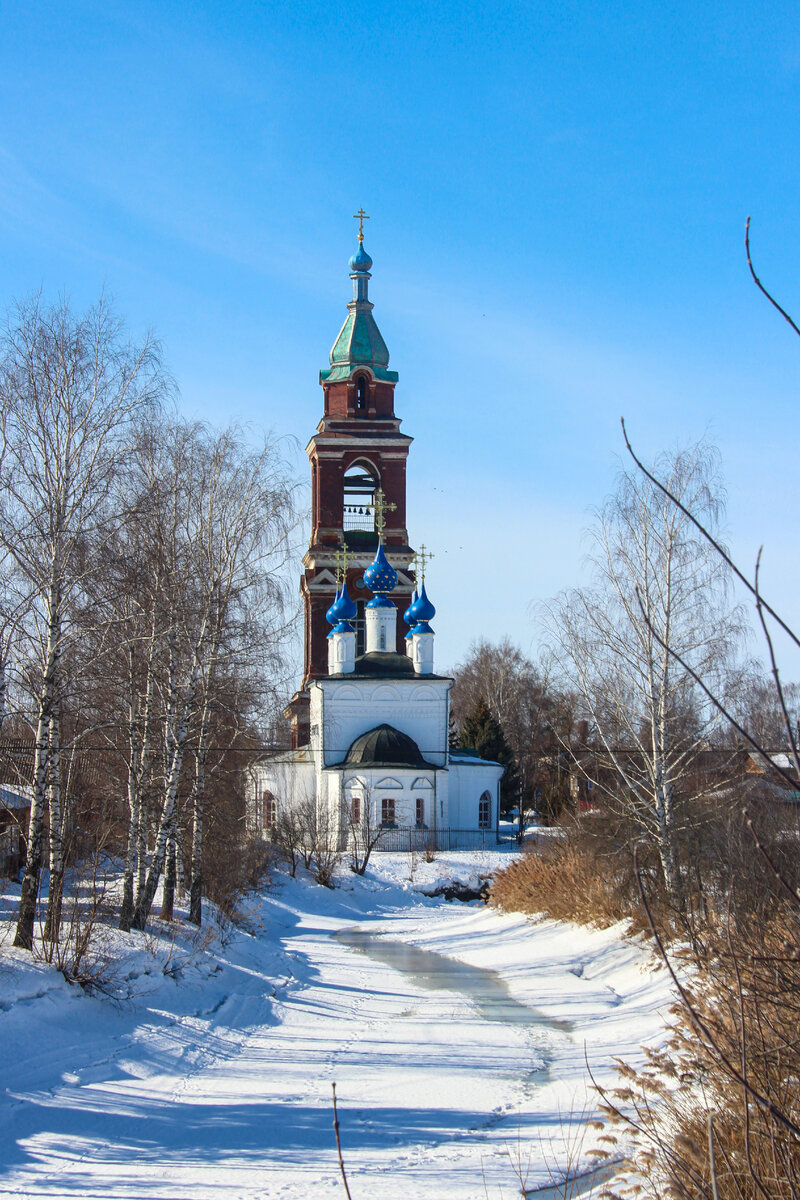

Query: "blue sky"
(2, 1), (800, 679)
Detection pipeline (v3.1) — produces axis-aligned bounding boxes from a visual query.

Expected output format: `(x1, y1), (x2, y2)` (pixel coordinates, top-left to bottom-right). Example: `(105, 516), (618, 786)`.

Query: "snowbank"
(0, 853), (672, 1199)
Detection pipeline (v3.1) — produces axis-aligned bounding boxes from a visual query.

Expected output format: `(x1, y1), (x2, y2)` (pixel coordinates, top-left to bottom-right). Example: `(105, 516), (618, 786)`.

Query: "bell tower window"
(343, 461), (378, 533)
(355, 374), (368, 412)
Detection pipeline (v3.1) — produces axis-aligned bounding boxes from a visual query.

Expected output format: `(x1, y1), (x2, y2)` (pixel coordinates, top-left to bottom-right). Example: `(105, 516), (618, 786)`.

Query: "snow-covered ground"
(0, 850), (672, 1199)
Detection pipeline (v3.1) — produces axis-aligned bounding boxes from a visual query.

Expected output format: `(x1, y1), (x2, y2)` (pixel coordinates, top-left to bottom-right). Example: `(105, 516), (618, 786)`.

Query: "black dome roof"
(344, 723), (425, 767)
(351, 651), (416, 677)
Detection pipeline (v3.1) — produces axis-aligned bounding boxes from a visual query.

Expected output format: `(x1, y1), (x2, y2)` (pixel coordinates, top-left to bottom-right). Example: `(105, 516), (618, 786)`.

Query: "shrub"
(489, 817), (647, 931)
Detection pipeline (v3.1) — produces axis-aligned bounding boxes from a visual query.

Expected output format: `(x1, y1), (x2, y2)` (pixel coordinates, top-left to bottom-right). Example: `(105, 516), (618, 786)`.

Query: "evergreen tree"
(458, 696), (519, 811)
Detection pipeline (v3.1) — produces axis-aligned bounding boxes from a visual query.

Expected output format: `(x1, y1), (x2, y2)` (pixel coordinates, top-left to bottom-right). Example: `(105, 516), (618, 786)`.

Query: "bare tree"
(450, 637), (569, 813)
(731, 672), (800, 752)
(126, 417), (296, 931)
(546, 442), (745, 905)
(344, 783), (385, 875)
(0, 296), (165, 950)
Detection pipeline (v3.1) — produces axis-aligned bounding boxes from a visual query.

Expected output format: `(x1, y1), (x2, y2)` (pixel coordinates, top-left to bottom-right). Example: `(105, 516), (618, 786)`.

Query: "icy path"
(0, 866), (672, 1199)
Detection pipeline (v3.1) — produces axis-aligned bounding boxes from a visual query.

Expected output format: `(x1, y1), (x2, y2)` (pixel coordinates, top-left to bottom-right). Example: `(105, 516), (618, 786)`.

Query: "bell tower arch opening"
(343, 460), (379, 534)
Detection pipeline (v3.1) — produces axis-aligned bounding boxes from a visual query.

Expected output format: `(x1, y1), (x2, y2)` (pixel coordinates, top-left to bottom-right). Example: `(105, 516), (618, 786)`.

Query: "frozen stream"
(335, 926), (622, 1199)
(336, 925), (574, 1045)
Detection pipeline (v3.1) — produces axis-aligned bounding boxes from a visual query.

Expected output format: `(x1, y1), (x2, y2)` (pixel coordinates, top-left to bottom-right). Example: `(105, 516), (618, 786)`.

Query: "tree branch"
(745, 216), (800, 340)
(622, 418), (800, 654)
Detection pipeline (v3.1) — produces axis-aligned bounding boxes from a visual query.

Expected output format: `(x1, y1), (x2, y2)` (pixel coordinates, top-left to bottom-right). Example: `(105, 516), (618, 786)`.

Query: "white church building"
(249, 224), (504, 850)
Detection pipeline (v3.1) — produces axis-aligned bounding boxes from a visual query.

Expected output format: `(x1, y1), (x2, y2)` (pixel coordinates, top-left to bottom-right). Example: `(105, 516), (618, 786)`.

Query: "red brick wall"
(323, 378), (397, 420)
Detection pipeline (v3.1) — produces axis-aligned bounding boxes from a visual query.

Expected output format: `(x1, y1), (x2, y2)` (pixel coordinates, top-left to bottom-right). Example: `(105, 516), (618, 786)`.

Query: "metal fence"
(369, 825), (500, 852)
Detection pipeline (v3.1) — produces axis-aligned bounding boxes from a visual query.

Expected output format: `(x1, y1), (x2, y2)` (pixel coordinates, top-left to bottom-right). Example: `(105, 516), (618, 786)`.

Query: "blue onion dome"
(364, 542), (398, 594)
(335, 583), (358, 622)
(331, 620), (354, 634)
(408, 582), (435, 624)
(366, 593), (395, 609)
(403, 590), (418, 627)
(325, 586), (342, 625)
(349, 242), (373, 272)
(413, 621), (434, 634)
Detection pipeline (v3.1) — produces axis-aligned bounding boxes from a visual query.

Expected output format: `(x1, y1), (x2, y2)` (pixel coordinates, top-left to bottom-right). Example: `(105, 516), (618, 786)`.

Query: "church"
(250, 219), (504, 850)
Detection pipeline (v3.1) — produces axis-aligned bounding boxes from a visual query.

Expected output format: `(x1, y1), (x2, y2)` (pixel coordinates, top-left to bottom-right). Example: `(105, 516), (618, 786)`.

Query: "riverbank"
(0, 854), (672, 1198)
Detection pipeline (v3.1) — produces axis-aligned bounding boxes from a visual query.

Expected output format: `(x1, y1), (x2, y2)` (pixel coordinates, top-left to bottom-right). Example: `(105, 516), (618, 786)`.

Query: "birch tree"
(0, 296), (165, 950)
(126, 418), (295, 931)
(547, 443), (744, 905)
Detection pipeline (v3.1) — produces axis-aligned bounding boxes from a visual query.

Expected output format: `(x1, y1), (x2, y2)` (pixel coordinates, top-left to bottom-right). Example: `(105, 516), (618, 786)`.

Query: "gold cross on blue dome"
(353, 208), (370, 242)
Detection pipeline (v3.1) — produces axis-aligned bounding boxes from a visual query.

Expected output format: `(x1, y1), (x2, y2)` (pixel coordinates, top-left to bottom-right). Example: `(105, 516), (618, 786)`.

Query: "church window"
(355, 374), (368, 412)
(343, 461), (378, 533)
(415, 797), (425, 827)
(478, 792), (491, 829)
(381, 797), (396, 827)
(262, 791), (277, 829)
(354, 601), (366, 656)
(350, 795), (361, 824)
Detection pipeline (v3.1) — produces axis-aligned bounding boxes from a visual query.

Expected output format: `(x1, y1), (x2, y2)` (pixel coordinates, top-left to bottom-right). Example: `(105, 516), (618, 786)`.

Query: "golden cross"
(353, 208), (370, 242)
(412, 543), (434, 584)
(373, 488), (397, 542)
(333, 543), (352, 587)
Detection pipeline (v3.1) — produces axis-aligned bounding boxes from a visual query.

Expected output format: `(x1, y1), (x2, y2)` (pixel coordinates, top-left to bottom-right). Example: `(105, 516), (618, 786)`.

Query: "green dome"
(320, 241), (399, 384)
(329, 309), (390, 370)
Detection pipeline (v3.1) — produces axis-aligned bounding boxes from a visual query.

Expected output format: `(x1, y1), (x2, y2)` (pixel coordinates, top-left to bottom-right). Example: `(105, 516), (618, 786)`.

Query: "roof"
(344, 650), (416, 678)
(0, 784), (32, 810)
(449, 750), (505, 769)
(254, 747), (314, 767)
(321, 307), (399, 384)
(322, 651), (450, 681)
(344, 724), (435, 769)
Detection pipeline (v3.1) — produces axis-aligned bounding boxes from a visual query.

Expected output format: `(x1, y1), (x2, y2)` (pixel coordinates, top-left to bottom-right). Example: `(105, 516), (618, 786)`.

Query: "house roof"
(449, 750), (504, 769)
(0, 784), (32, 810)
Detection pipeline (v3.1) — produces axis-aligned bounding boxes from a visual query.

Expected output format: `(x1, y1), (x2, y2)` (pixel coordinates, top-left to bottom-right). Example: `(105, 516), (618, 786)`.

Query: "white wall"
(313, 677), (451, 768)
(448, 762), (503, 830)
(341, 767), (438, 828)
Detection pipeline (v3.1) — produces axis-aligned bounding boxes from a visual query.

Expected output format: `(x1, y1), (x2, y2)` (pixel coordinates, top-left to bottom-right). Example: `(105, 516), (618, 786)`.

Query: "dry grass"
(599, 881), (800, 1200)
(490, 800), (800, 1198)
(489, 817), (656, 933)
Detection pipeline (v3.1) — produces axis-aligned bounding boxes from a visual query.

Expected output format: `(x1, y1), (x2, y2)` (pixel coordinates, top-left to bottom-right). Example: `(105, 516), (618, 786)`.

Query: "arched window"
(355, 374), (369, 412)
(343, 461), (378, 532)
(478, 791), (491, 829)
(262, 791), (277, 829)
(353, 600), (366, 656)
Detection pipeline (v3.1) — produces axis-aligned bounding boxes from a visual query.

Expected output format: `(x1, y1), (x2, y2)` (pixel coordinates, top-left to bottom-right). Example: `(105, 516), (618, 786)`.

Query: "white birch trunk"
(44, 708), (64, 943)
(14, 589), (60, 950)
(131, 645), (204, 931)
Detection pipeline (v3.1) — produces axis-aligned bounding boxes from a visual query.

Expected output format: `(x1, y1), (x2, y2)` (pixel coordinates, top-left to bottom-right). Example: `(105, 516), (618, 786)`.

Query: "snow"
(0, 851), (673, 1199)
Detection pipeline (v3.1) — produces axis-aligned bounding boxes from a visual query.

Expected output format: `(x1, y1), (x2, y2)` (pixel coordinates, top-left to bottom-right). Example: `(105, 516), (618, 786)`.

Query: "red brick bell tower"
(285, 219), (415, 747)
